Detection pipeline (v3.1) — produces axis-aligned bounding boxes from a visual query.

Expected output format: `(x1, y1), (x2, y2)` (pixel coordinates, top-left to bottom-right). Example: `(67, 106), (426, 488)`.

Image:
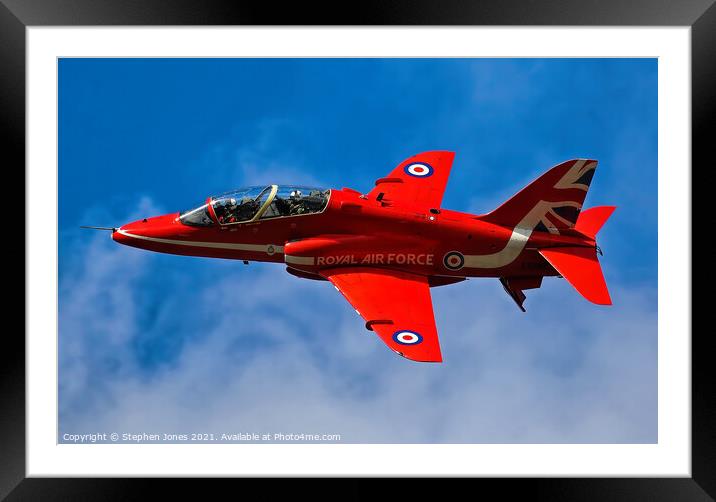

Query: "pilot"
(289, 190), (305, 215)
(274, 196), (292, 216)
(220, 197), (239, 224)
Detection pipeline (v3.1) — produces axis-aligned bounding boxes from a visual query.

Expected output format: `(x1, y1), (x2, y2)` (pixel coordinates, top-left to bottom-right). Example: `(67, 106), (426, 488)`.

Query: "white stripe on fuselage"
(463, 225), (533, 269)
(116, 229), (284, 254)
(463, 200), (580, 269)
(284, 255), (316, 265)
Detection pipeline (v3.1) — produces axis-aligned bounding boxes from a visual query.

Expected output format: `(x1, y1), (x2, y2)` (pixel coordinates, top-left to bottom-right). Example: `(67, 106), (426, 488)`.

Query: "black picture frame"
(3, 1), (710, 499)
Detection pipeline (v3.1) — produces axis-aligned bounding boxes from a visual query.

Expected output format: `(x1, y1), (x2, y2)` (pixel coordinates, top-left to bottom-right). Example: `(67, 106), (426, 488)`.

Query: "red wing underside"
(367, 151), (455, 209)
(319, 267), (442, 362)
(539, 247), (612, 305)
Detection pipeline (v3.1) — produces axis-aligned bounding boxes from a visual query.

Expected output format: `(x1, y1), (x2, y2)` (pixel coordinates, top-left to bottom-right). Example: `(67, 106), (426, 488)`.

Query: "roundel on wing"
(443, 251), (465, 271)
(392, 330), (423, 345)
(404, 162), (434, 177)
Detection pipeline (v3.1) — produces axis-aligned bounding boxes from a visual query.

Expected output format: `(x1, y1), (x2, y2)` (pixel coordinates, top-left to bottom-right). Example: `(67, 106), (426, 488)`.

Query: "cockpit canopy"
(179, 185), (331, 227)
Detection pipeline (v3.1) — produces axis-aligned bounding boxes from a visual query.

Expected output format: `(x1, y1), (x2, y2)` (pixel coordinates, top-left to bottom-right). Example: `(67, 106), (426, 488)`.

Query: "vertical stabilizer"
(480, 159), (598, 235)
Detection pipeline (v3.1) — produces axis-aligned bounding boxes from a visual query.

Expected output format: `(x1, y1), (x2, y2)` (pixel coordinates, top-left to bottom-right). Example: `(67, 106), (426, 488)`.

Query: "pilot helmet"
(290, 190), (302, 198)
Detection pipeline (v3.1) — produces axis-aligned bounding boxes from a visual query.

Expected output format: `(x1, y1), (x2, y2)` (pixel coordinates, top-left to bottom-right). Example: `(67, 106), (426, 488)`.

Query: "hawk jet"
(94, 151), (615, 362)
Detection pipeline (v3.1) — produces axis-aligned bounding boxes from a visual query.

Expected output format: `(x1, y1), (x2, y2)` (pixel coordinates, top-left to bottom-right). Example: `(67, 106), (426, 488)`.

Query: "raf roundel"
(392, 330), (424, 345)
(443, 251), (465, 271)
(404, 162), (434, 178)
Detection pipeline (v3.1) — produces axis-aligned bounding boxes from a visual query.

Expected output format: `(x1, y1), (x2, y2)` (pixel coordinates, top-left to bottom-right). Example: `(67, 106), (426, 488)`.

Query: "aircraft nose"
(111, 227), (129, 245)
(112, 213), (182, 247)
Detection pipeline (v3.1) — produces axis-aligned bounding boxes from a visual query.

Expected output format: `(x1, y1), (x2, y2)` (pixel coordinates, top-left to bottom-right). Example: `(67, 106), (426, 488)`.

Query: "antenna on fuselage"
(80, 226), (117, 232)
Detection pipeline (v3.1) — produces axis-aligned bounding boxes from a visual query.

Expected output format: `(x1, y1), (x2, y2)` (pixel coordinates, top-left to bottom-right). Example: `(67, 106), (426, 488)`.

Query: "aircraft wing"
(319, 267), (442, 362)
(367, 151), (455, 209)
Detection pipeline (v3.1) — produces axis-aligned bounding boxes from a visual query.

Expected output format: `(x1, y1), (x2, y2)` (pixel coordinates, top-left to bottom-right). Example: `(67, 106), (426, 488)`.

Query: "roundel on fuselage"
(404, 162), (434, 177)
(443, 251), (465, 271)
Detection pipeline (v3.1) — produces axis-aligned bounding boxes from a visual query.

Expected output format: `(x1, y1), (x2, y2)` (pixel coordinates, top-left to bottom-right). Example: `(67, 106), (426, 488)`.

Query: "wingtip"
(395, 350), (443, 363)
(585, 290), (612, 306)
(596, 296), (613, 306)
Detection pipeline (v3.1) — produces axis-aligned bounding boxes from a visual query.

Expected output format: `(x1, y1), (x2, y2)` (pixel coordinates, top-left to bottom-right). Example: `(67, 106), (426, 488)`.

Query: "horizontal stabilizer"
(539, 247), (612, 305)
(575, 206), (616, 237)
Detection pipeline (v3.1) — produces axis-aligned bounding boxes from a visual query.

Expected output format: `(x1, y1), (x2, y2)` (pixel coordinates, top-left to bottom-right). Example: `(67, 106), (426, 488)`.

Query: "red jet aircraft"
(93, 151), (615, 363)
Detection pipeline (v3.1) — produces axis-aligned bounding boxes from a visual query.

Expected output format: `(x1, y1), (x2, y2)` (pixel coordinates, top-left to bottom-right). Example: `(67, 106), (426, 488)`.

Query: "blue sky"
(59, 58), (657, 443)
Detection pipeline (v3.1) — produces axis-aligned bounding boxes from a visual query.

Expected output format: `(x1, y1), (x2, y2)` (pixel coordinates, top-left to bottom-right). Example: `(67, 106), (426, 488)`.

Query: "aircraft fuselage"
(112, 187), (593, 280)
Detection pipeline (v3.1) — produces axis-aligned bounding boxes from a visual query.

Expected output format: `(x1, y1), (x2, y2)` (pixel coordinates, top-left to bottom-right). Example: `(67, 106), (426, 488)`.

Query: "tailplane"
(574, 206), (616, 238)
(539, 246), (611, 305)
(545, 206), (615, 305)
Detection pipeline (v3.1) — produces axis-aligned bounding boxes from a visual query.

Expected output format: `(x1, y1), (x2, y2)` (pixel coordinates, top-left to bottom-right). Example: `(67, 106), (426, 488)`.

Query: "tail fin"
(574, 206), (616, 237)
(480, 159), (598, 234)
(539, 246), (611, 305)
